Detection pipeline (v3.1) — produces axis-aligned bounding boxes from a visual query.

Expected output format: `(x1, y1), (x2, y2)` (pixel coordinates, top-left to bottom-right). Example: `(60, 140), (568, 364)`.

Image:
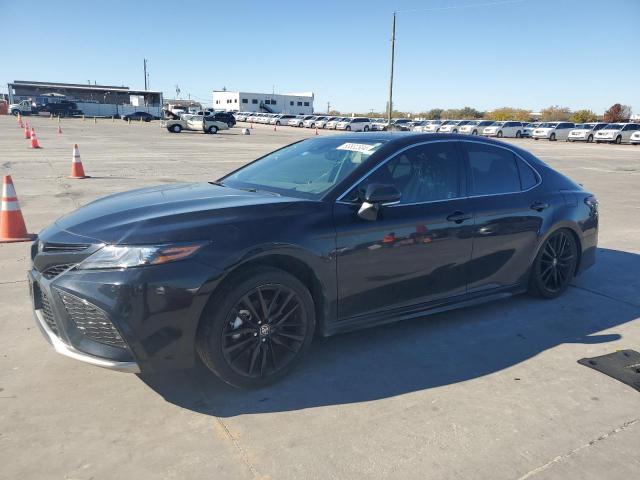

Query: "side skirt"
(324, 284), (527, 336)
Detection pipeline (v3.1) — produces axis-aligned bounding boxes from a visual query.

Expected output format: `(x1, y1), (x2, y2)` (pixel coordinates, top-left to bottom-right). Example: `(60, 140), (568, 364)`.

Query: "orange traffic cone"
(0, 175), (36, 243)
(18, 115), (24, 128)
(30, 128), (41, 149)
(69, 144), (88, 179)
(24, 124), (31, 139)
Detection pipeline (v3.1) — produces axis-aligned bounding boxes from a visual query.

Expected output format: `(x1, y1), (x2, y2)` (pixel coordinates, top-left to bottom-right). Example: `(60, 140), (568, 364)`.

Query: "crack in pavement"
(517, 418), (639, 480)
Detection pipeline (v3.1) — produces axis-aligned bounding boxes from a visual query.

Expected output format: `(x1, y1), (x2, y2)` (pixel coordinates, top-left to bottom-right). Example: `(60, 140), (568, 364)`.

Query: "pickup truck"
(162, 114), (229, 134)
(9, 99), (83, 117)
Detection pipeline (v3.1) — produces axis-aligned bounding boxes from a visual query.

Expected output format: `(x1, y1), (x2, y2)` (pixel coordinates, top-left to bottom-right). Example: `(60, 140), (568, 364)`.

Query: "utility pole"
(143, 59), (148, 90)
(327, 102), (330, 114)
(387, 11), (396, 125)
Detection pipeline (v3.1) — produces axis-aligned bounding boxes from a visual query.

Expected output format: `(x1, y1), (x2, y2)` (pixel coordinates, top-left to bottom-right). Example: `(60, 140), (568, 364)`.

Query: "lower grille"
(40, 290), (58, 334)
(58, 291), (127, 349)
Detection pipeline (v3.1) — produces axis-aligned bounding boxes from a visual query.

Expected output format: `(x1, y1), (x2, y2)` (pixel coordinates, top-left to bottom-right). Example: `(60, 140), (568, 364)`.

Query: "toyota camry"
(28, 133), (598, 388)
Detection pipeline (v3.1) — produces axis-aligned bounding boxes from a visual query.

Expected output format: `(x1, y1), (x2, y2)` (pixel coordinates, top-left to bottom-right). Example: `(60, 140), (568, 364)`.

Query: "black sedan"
(28, 134), (598, 388)
(122, 111), (155, 122)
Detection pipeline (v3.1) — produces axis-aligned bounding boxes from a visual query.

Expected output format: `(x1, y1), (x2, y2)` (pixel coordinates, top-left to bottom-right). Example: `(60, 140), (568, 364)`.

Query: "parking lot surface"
(1, 115), (639, 480)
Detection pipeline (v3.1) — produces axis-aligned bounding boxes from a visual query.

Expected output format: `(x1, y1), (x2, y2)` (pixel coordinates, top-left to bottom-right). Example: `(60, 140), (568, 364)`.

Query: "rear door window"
(462, 143), (521, 195)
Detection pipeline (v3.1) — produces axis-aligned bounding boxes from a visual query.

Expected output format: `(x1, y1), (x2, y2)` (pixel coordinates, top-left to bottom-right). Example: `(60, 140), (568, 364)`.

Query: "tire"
(587, 135), (593, 143)
(172, 125), (182, 133)
(276, 121), (281, 126)
(596, 141), (601, 144)
(310, 123), (315, 128)
(472, 130), (478, 135)
(516, 131), (522, 138)
(550, 133), (556, 141)
(227, 122), (233, 128)
(196, 266), (316, 388)
(497, 131), (503, 138)
(208, 125), (219, 134)
(452, 129), (458, 134)
(11, 109), (20, 116)
(346, 125), (351, 131)
(364, 125), (369, 132)
(615, 135), (622, 144)
(528, 229), (578, 299)
(534, 138), (539, 141)
(145, 118), (151, 122)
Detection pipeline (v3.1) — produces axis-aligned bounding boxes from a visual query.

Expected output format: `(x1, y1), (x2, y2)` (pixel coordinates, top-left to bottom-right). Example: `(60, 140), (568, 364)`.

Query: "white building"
(212, 90), (314, 114)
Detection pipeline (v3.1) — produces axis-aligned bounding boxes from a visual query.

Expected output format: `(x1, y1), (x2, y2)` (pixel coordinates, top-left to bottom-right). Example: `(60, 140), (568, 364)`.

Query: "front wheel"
(497, 131), (503, 138)
(208, 125), (219, 134)
(516, 131), (522, 138)
(528, 229), (577, 299)
(171, 125), (182, 133)
(587, 134), (593, 143)
(196, 266), (316, 388)
(276, 121), (281, 126)
(615, 135), (622, 144)
(550, 133), (556, 141)
(346, 125), (351, 131)
(364, 125), (369, 132)
(472, 130), (478, 135)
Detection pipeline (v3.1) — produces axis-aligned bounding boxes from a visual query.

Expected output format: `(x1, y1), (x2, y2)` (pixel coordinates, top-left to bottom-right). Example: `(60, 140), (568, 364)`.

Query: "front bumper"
(28, 258), (222, 373)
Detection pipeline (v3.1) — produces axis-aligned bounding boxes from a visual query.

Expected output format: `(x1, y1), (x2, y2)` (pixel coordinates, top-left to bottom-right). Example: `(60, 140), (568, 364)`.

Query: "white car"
(316, 116), (339, 129)
(522, 122), (540, 138)
(531, 122), (575, 141)
(438, 120), (472, 134)
(303, 116), (327, 128)
(594, 123), (640, 144)
(335, 117), (371, 132)
(325, 117), (348, 129)
(370, 119), (389, 131)
(434, 120), (459, 133)
(268, 114), (295, 126)
(234, 112), (250, 122)
(482, 121), (525, 138)
(287, 115), (314, 127)
(458, 120), (495, 135)
(630, 131), (640, 145)
(567, 123), (609, 143)
(419, 120), (444, 133)
(409, 120), (429, 132)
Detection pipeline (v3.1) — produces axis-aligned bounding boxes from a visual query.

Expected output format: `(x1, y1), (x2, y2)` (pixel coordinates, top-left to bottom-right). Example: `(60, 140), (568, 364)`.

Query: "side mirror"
(357, 183), (401, 221)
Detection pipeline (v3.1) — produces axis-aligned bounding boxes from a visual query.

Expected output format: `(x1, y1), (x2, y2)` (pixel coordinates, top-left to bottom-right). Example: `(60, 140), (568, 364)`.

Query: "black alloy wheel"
(197, 266), (315, 388)
(529, 229), (577, 298)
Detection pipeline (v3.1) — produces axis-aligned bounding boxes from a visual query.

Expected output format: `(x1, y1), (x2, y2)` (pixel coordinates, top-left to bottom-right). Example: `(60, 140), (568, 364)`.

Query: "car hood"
(47, 182), (307, 244)
(596, 129), (619, 134)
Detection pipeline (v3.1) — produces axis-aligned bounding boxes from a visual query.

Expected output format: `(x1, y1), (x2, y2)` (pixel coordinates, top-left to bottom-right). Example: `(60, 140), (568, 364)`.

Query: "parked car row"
(233, 112), (640, 144)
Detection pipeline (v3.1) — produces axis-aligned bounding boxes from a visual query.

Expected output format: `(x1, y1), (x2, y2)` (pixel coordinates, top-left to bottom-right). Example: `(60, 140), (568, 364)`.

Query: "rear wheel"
(497, 131), (503, 138)
(171, 125), (182, 133)
(587, 134), (593, 143)
(208, 125), (219, 134)
(196, 266), (316, 388)
(472, 130), (478, 135)
(364, 125), (369, 132)
(346, 125), (351, 131)
(516, 131), (522, 138)
(528, 229), (577, 299)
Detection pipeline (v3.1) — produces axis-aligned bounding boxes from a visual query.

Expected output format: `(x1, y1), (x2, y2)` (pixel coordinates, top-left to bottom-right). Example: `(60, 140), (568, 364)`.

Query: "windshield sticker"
(336, 142), (380, 153)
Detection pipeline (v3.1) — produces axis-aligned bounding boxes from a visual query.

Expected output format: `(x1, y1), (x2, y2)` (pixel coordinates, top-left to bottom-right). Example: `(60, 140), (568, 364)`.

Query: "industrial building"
(212, 90), (314, 114)
(7, 80), (163, 117)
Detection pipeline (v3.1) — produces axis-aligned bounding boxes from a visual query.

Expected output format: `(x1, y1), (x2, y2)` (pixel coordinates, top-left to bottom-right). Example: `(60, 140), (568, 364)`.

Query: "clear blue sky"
(3, 0), (639, 115)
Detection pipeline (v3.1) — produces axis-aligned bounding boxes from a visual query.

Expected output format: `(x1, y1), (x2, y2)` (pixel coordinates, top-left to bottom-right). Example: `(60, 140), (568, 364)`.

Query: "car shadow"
(139, 248), (640, 417)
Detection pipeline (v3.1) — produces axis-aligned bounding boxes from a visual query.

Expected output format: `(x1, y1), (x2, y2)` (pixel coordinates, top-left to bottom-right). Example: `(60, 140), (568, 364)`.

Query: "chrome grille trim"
(41, 242), (90, 253)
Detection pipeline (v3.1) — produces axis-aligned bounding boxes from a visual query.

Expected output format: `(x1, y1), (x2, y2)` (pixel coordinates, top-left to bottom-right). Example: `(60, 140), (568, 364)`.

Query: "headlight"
(78, 242), (207, 270)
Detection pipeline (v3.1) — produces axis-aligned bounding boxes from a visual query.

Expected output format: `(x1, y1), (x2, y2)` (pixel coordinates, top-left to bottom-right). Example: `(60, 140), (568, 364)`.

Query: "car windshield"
(219, 137), (387, 199)
(604, 124), (623, 129)
(493, 122), (505, 126)
(538, 123), (558, 128)
(466, 121), (479, 126)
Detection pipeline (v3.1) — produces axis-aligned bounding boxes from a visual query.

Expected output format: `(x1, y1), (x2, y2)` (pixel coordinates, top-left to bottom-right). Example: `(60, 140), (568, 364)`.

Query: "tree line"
(331, 103), (633, 123)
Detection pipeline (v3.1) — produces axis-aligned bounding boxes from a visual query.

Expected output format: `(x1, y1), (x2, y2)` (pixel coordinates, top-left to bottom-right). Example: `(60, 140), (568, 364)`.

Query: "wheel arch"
(203, 252), (331, 337)
(533, 222), (583, 277)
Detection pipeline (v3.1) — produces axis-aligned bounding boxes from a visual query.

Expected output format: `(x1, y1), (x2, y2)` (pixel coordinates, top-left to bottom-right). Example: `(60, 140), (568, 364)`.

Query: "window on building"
(271, 100), (277, 105)
(242, 99), (248, 104)
(297, 102), (302, 106)
(304, 102), (309, 106)
(252, 99), (258, 104)
(234, 99), (237, 102)
(264, 100), (271, 105)
(290, 101), (294, 106)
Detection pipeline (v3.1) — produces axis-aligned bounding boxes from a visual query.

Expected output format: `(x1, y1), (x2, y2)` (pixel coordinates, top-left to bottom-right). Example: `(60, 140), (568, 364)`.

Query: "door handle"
(446, 211), (472, 224)
(530, 201), (549, 212)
